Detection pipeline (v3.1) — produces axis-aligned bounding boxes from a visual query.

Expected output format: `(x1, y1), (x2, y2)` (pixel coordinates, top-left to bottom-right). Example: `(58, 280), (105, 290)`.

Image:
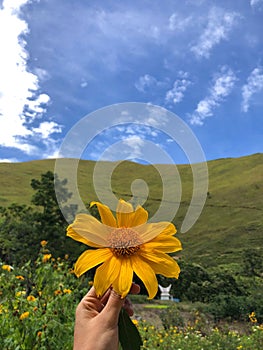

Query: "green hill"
(0, 153), (262, 267)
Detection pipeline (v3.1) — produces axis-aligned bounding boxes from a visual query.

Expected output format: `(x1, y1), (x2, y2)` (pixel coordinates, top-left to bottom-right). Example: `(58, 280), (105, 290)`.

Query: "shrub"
(159, 304), (185, 330)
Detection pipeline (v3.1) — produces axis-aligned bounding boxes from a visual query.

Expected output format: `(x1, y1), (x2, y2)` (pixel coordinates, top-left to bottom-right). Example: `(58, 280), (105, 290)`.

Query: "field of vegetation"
(0, 153), (262, 266)
(0, 153), (262, 349)
(1, 243), (263, 350)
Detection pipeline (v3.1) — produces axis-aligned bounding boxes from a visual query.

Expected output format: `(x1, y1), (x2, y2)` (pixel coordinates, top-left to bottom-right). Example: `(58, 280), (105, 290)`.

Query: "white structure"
(158, 284), (172, 300)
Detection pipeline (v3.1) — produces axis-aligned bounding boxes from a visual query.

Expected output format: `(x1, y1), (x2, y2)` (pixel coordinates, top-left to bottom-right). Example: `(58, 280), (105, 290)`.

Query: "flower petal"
(70, 213), (110, 246)
(116, 199), (134, 227)
(139, 250), (181, 278)
(112, 257), (133, 298)
(94, 256), (121, 297)
(67, 225), (101, 248)
(131, 255), (158, 299)
(90, 201), (117, 227)
(74, 248), (112, 277)
(130, 205), (148, 226)
(144, 235), (182, 253)
(136, 222), (176, 243)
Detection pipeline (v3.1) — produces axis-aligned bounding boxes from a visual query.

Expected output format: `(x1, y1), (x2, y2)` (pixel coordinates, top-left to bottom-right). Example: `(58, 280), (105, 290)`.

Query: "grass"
(0, 153), (262, 267)
(143, 305), (169, 309)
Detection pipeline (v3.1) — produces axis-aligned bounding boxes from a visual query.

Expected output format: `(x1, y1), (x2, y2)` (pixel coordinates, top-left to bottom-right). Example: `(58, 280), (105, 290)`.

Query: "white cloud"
(135, 74), (158, 92)
(32, 121), (62, 139)
(190, 66), (237, 125)
(0, 158), (19, 163)
(168, 13), (192, 31)
(122, 135), (145, 158)
(0, 0), (61, 156)
(165, 71), (191, 104)
(241, 67), (263, 112)
(250, 0), (263, 9)
(97, 135), (145, 161)
(191, 8), (240, 59)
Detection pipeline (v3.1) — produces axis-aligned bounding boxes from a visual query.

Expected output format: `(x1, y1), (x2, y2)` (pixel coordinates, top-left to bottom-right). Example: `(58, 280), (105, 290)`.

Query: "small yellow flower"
(64, 254), (69, 260)
(37, 331), (42, 337)
(63, 289), (72, 294)
(16, 291), (26, 297)
(2, 264), (12, 272)
(16, 275), (25, 280)
(0, 304), (5, 314)
(40, 240), (48, 247)
(27, 295), (36, 302)
(237, 346), (243, 350)
(19, 311), (30, 320)
(67, 199), (182, 299)
(54, 290), (62, 296)
(249, 311), (257, 323)
(132, 319), (139, 326)
(33, 306), (38, 311)
(42, 254), (52, 263)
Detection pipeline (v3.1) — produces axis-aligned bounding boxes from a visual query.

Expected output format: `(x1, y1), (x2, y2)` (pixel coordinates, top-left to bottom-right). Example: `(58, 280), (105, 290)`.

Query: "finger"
(86, 286), (97, 298)
(129, 283), (140, 295)
(79, 287), (105, 314)
(123, 297), (134, 316)
(102, 289), (124, 323)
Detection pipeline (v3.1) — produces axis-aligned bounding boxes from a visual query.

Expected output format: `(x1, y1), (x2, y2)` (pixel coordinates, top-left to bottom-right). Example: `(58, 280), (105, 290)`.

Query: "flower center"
(107, 227), (142, 257)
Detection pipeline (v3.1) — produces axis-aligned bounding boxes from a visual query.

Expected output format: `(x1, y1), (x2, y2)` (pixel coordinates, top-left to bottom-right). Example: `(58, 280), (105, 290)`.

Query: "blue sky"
(0, 0), (263, 164)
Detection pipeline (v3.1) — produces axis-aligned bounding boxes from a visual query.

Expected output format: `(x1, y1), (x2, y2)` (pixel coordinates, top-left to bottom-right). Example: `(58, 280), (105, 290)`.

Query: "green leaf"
(118, 308), (142, 350)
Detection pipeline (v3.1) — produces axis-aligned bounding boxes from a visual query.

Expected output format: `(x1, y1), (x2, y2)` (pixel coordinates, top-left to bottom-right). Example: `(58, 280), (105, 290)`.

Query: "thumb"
(103, 289), (124, 324)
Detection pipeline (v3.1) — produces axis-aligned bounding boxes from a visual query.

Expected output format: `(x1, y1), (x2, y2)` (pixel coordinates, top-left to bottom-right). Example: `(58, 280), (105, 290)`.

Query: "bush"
(159, 304), (185, 330)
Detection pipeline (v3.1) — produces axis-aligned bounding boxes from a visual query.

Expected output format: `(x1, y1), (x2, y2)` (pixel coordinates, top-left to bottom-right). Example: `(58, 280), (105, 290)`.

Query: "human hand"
(73, 283), (140, 350)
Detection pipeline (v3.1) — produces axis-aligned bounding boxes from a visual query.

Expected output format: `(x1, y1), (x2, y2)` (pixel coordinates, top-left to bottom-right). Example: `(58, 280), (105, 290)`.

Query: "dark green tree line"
(0, 171), (82, 265)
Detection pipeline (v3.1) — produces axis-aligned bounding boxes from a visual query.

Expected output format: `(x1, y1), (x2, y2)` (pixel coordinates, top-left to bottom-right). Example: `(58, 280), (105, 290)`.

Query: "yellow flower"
(67, 199), (182, 299)
(16, 291), (26, 297)
(16, 275), (25, 280)
(132, 319), (139, 326)
(19, 311), (30, 320)
(2, 264), (12, 272)
(54, 290), (62, 296)
(63, 288), (72, 294)
(27, 295), (36, 302)
(42, 254), (52, 263)
(37, 331), (42, 337)
(40, 240), (48, 247)
(249, 311), (257, 323)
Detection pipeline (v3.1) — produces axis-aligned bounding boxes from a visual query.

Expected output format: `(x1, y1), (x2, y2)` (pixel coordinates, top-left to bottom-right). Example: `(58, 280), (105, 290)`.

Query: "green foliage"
(0, 171), (84, 265)
(0, 244), (89, 349)
(168, 260), (211, 302)
(30, 171), (80, 259)
(242, 248), (263, 276)
(159, 304), (185, 329)
(1, 244), (263, 349)
(207, 291), (263, 323)
(139, 320), (263, 350)
(0, 204), (38, 264)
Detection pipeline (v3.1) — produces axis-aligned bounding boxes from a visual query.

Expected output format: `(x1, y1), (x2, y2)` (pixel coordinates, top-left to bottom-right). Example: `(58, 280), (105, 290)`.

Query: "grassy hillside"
(0, 153), (262, 267)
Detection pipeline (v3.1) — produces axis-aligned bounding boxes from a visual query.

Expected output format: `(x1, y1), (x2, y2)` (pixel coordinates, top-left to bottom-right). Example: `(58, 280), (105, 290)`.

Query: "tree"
(0, 171), (82, 265)
(0, 204), (38, 264)
(242, 248), (263, 277)
(30, 171), (80, 259)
